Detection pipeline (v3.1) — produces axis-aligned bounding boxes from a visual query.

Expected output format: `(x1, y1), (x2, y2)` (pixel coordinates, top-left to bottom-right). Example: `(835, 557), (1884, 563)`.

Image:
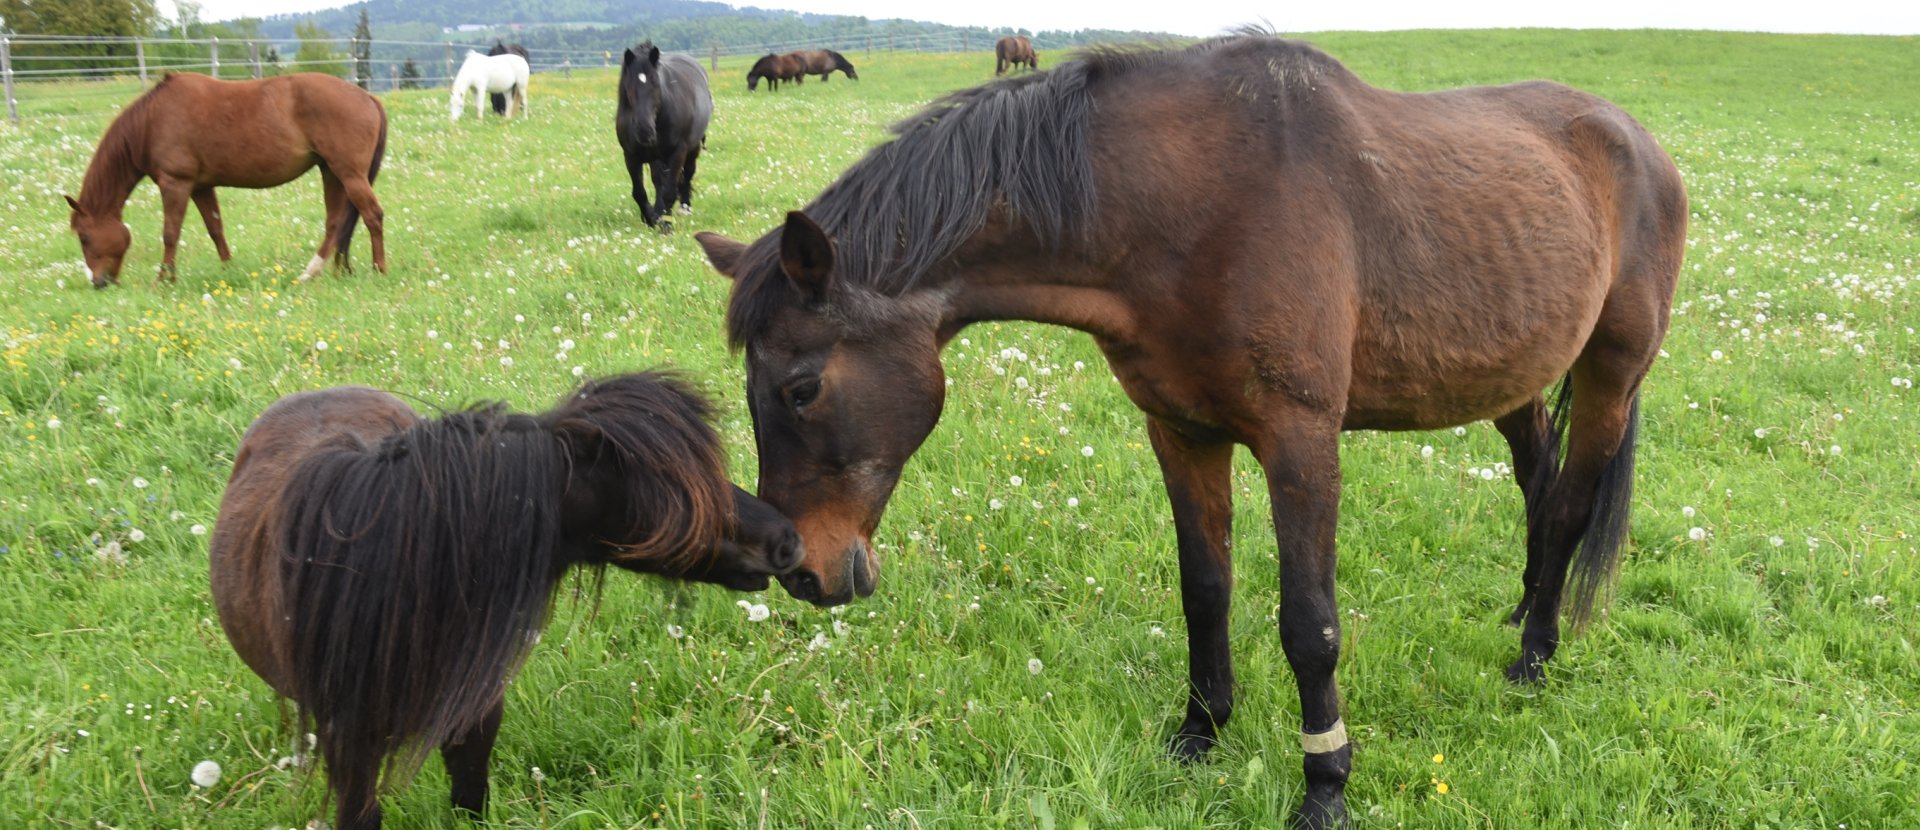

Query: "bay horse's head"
(64, 195), (129, 288)
(621, 43), (665, 144)
(551, 373), (803, 591)
(697, 212), (947, 606)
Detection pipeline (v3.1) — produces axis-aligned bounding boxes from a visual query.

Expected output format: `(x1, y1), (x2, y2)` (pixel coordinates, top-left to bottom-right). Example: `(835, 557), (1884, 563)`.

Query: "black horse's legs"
(650, 154), (685, 228)
(1147, 419), (1237, 759)
(1493, 395), (1556, 626)
(322, 734), (384, 830)
(678, 149), (699, 212)
(1260, 419), (1350, 830)
(625, 149), (657, 226)
(443, 697), (505, 818)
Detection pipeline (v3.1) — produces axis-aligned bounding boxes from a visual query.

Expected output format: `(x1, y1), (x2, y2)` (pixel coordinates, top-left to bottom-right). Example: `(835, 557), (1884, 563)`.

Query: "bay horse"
(486, 41), (532, 115)
(746, 52), (805, 91)
(450, 50), (530, 121)
(995, 35), (1037, 75)
(696, 32), (1685, 829)
(793, 49), (857, 82)
(616, 42), (712, 229)
(209, 372), (801, 830)
(65, 72), (387, 287)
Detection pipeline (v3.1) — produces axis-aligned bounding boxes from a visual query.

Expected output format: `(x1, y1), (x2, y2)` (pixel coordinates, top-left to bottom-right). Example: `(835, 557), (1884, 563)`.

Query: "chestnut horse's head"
(65, 195), (130, 288)
(697, 212), (947, 606)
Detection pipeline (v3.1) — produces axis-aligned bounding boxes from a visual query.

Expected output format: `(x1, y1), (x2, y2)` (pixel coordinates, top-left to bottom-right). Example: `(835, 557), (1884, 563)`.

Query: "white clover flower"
(189, 524), (208, 536)
(807, 632), (831, 651)
(190, 760), (221, 788)
(1688, 527), (1707, 541)
(737, 601), (770, 622)
(1453, 426), (1466, 436)
(1149, 625), (1166, 637)
(666, 623), (685, 639)
(315, 340), (328, 351)
(1027, 658), (1043, 675)
(500, 356), (514, 367)
(572, 366), (585, 378)
(1682, 506), (1696, 518)
(1066, 497), (1079, 508)
(1420, 445), (1434, 459)
(1009, 475), (1023, 486)
(989, 498), (1004, 510)
(1081, 446), (1094, 457)
(530, 766), (546, 783)
(1769, 535), (1785, 547)
(132, 477), (148, 489)
(127, 529), (145, 543)
(46, 417), (61, 430)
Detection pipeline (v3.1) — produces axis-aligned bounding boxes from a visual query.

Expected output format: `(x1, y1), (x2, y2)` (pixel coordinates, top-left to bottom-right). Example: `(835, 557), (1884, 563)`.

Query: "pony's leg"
(625, 149), (657, 226)
(321, 735), (384, 830)
(1147, 419), (1237, 759)
(649, 157), (682, 230)
(1507, 364), (1643, 682)
(1256, 416), (1350, 830)
(155, 175), (193, 283)
(442, 697), (504, 818)
(300, 172), (346, 281)
(677, 148), (699, 213)
(340, 176), (387, 274)
(1493, 394), (1557, 626)
(190, 188), (233, 262)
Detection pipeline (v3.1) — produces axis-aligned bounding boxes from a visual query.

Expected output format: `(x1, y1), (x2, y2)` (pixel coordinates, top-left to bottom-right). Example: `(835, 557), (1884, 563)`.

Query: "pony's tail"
(333, 102), (387, 271)
(827, 49), (857, 79)
(1563, 388), (1640, 630)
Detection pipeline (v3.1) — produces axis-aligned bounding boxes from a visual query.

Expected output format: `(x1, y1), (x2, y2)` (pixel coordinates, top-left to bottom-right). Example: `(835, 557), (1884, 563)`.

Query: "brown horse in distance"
(792, 48), (858, 81)
(995, 35), (1037, 74)
(210, 373), (800, 830)
(746, 52), (806, 91)
(66, 72), (386, 287)
(698, 32), (1685, 829)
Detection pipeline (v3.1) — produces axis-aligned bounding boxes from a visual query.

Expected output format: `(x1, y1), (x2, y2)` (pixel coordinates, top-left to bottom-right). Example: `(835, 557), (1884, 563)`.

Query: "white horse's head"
(449, 51), (488, 121)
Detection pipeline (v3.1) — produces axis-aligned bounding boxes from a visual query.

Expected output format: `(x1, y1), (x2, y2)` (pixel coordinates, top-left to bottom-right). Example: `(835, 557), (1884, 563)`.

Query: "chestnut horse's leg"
(1258, 418), (1350, 830)
(1148, 420), (1238, 759)
(340, 177), (387, 273)
(154, 174), (193, 283)
(1493, 394), (1557, 626)
(301, 171), (347, 281)
(190, 188), (233, 262)
(442, 697), (505, 819)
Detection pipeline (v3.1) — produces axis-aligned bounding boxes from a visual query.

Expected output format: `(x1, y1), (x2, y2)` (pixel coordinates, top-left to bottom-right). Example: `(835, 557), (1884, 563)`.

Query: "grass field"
(2, 28), (1917, 828)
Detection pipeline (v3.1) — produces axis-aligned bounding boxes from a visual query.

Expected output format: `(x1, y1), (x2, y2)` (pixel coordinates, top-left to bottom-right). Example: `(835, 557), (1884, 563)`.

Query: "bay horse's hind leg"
(191, 188), (233, 262)
(1493, 391), (1562, 626)
(1507, 343), (1650, 682)
(442, 697), (505, 819)
(300, 171), (347, 282)
(1147, 420), (1237, 759)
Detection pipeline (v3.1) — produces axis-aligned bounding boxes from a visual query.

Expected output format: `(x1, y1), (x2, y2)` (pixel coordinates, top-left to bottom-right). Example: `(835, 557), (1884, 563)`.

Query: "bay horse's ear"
(695, 231), (747, 280)
(778, 211), (834, 300)
(648, 45), (662, 66)
(64, 194), (81, 213)
(623, 48), (637, 65)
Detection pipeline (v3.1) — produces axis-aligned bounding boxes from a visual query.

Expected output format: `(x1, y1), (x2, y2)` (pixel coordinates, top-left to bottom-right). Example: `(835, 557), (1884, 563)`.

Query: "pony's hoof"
(1505, 655), (1546, 684)
(656, 219), (674, 235)
(1293, 792), (1350, 830)
(1167, 730), (1216, 761)
(676, 204), (692, 216)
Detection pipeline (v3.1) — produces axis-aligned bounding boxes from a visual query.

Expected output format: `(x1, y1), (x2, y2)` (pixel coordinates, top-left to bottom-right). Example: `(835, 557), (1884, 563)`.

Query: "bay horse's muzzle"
(779, 540), (876, 606)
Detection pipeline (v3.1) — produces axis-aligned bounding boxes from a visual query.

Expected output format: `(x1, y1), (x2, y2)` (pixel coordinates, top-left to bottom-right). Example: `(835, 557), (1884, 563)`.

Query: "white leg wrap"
(1301, 719), (1348, 754)
(297, 254), (326, 282)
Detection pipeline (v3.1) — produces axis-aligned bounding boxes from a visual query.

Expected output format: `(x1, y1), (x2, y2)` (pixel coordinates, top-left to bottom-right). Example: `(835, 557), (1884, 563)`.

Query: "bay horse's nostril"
(769, 530), (802, 572)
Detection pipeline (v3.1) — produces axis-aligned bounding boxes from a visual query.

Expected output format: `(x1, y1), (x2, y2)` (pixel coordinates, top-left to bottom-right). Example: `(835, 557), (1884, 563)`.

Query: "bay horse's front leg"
(1259, 420), (1350, 830)
(442, 697), (505, 819)
(1147, 419), (1237, 759)
(155, 175), (193, 283)
(190, 188), (233, 262)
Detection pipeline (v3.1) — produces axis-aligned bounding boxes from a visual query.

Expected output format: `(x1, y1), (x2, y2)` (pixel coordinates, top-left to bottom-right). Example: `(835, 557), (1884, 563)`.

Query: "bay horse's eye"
(786, 377), (821, 411)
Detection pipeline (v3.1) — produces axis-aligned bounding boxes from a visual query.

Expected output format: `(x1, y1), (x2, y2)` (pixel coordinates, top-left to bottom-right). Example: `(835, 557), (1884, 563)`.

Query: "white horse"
(450, 50), (530, 121)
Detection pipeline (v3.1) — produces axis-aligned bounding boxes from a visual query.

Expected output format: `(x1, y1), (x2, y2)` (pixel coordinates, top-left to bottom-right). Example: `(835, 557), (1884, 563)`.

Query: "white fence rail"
(1, 30), (990, 122)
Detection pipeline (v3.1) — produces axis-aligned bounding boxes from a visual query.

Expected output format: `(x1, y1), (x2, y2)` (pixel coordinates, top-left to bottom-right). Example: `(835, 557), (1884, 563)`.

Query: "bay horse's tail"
(333, 101), (387, 271)
(826, 49), (857, 79)
(1534, 376), (1640, 629)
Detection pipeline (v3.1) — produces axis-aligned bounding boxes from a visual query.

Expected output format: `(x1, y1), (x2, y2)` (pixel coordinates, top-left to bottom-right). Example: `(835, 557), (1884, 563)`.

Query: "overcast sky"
(161, 0), (1920, 37)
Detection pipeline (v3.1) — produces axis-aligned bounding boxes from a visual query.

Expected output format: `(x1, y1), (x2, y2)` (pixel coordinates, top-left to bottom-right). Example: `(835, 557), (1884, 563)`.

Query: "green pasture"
(1, 29), (1916, 828)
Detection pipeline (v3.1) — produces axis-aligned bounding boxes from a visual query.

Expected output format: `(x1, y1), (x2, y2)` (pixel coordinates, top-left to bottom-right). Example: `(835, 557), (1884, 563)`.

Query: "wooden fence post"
(248, 41), (261, 79)
(211, 37), (220, 78)
(562, 59), (571, 80)
(710, 44), (718, 72)
(136, 38), (148, 83)
(2, 37), (16, 124)
(445, 42), (454, 86)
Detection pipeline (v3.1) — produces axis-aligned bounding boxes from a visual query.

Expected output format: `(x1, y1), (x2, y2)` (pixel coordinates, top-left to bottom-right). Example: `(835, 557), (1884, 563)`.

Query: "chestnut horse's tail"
(333, 101), (387, 271)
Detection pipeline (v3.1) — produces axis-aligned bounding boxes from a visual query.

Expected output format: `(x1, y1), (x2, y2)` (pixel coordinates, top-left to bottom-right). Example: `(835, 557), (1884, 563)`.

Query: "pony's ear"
(648, 45), (661, 66)
(778, 211), (835, 300)
(695, 232), (747, 280)
(623, 48), (637, 65)
(64, 194), (81, 213)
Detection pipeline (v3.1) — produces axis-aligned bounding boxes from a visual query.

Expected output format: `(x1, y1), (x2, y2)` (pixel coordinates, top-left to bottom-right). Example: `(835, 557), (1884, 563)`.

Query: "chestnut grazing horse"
(696, 33), (1685, 829)
(995, 35), (1037, 75)
(746, 52), (805, 91)
(209, 373), (801, 830)
(66, 72), (386, 287)
(617, 42), (712, 229)
(793, 49), (858, 82)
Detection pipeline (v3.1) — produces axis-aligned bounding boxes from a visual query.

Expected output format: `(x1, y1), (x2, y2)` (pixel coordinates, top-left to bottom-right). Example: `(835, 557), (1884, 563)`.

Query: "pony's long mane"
(725, 60), (1099, 346)
(749, 53), (777, 76)
(279, 372), (731, 801)
(824, 49), (856, 75)
(78, 75), (173, 214)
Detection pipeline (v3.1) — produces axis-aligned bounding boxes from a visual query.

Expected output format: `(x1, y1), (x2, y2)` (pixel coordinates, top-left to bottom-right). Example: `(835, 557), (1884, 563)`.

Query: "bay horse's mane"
(77, 74), (177, 214)
(723, 30), (1332, 348)
(279, 373), (729, 789)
